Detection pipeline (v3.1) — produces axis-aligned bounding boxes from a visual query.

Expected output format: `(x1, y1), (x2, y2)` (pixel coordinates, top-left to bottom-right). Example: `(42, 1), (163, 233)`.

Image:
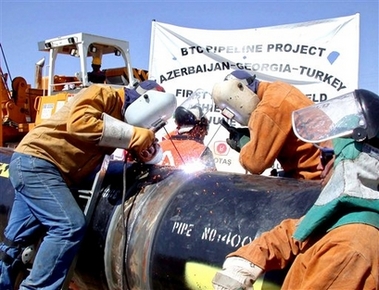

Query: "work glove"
(128, 127), (155, 162)
(212, 257), (263, 290)
(226, 127), (250, 153)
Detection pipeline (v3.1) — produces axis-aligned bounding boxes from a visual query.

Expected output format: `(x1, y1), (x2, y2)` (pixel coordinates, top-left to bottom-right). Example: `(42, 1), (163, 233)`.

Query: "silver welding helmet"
(124, 90), (177, 128)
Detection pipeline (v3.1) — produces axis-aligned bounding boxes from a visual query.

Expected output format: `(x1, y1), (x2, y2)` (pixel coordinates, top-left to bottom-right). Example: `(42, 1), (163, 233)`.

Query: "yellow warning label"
(0, 162), (10, 178)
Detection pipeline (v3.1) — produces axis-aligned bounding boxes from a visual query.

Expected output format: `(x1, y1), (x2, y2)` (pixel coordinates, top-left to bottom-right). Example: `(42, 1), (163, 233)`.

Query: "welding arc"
(163, 127), (186, 165)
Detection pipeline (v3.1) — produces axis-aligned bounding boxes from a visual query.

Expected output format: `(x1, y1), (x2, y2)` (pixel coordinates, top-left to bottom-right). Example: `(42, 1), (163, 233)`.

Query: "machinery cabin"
(1, 32), (149, 147)
(38, 32), (142, 94)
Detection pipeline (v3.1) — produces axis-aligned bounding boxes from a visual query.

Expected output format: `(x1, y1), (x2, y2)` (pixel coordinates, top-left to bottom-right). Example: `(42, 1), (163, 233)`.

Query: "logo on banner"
(214, 141), (230, 156)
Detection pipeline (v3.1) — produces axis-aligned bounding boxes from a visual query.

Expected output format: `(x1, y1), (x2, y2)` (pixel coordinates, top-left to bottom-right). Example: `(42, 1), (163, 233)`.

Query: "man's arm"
(239, 112), (286, 174)
(228, 218), (305, 271)
(213, 218), (306, 289)
(67, 85), (123, 143)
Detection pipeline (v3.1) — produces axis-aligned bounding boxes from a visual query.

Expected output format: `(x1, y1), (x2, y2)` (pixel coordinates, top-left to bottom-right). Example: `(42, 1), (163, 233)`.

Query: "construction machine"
(0, 48), (45, 147)
(1, 32), (149, 147)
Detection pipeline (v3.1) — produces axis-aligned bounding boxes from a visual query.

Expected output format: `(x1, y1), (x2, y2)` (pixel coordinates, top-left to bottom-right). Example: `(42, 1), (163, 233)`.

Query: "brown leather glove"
(128, 127), (155, 158)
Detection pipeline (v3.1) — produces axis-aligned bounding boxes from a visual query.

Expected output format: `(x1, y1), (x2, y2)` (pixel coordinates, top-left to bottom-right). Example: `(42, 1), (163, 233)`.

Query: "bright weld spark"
(179, 160), (206, 173)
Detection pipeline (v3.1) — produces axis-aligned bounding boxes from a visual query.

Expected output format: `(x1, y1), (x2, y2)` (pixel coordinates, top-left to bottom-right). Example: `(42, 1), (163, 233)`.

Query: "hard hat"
(292, 89), (379, 144)
(212, 73), (260, 126)
(124, 90), (177, 129)
(174, 89), (211, 134)
(92, 56), (101, 66)
(122, 80), (165, 115)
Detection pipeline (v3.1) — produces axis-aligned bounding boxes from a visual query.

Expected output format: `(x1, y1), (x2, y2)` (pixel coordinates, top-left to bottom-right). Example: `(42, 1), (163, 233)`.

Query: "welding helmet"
(174, 89), (211, 134)
(212, 70), (260, 126)
(292, 89), (379, 144)
(122, 80), (166, 116)
(124, 89), (177, 129)
(224, 70), (259, 93)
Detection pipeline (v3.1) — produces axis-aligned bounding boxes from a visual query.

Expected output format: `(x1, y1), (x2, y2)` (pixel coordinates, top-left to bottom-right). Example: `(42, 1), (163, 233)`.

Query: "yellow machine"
(0, 65), (45, 147)
(1, 33), (149, 147)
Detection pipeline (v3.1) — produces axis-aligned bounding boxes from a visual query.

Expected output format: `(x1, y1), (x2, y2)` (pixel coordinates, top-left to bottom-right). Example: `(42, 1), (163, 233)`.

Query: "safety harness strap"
(0, 238), (25, 266)
(2, 237), (23, 248)
(0, 250), (14, 265)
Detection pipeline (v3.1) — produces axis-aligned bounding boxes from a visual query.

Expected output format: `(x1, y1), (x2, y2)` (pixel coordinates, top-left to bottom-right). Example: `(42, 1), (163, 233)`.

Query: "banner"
(149, 14), (360, 173)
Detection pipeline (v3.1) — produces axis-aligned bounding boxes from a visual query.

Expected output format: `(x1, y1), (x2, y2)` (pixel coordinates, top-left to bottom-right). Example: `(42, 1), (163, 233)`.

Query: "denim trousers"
(0, 152), (86, 290)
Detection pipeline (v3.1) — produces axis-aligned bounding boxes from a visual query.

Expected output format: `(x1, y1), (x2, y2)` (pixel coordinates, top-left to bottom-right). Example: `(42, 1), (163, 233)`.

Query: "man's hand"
(226, 127), (250, 152)
(212, 257), (263, 290)
(138, 141), (161, 163)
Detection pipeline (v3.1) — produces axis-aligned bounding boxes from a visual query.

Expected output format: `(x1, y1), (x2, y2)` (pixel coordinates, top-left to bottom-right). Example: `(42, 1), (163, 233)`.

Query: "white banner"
(149, 14), (360, 173)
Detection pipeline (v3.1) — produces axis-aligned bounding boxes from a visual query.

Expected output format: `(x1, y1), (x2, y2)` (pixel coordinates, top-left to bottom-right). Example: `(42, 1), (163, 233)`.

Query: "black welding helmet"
(292, 89), (379, 144)
(174, 89), (211, 134)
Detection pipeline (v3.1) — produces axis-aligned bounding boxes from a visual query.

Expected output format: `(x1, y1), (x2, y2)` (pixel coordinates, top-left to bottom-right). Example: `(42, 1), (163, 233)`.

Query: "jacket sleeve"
(66, 85), (124, 143)
(239, 111), (287, 174)
(226, 219), (307, 271)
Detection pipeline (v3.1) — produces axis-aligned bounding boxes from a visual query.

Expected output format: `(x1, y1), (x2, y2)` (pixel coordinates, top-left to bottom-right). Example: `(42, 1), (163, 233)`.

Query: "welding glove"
(226, 126), (250, 153)
(99, 113), (155, 162)
(212, 257), (263, 290)
(128, 127), (155, 160)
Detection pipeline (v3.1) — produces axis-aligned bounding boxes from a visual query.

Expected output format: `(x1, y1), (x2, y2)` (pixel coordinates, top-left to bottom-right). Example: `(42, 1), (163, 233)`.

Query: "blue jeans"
(0, 152), (86, 290)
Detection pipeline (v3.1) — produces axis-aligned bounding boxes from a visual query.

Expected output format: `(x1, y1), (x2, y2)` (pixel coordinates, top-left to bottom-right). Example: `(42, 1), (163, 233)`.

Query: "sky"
(1, 0), (378, 94)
